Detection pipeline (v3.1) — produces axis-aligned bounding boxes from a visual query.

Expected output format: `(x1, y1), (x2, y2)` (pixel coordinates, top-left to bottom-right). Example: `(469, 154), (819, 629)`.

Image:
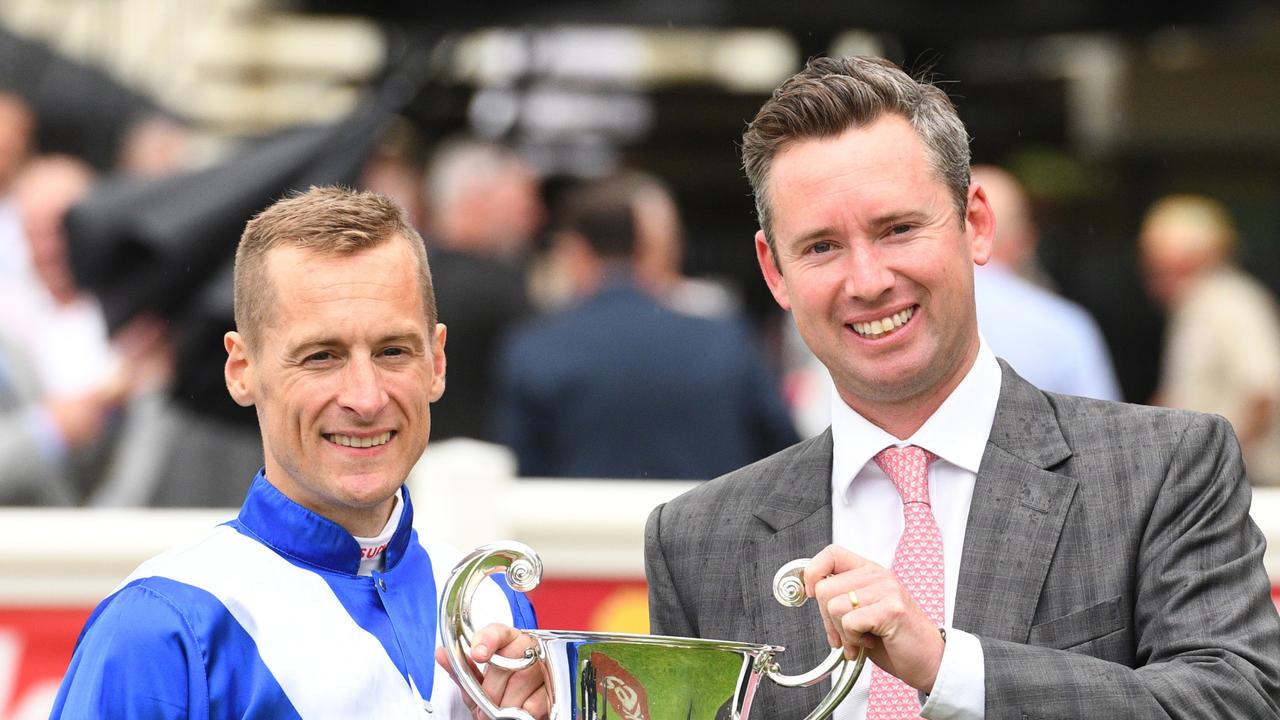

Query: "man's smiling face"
(756, 114), (992, 425)
(224, 237), (445, 536)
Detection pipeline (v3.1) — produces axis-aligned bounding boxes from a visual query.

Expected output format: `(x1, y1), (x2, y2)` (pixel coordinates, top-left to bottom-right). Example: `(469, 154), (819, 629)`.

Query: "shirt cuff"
(920, 627), (985, 719)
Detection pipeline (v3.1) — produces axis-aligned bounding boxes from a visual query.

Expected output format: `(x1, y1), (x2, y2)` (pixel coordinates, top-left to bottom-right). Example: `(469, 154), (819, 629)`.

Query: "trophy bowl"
(441, 542), (865, 720)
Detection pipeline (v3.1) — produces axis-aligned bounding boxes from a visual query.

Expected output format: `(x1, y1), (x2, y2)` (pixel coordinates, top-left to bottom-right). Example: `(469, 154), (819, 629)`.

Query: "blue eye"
(306, 351), (334, 363)
(810, 241), (833, 254)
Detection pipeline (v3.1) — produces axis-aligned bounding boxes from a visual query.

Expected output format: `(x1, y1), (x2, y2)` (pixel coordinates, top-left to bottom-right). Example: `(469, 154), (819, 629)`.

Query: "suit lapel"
(738, 365), (1080, 702)
(742, 431), (834, 709)
(953, 363), (1078, 641)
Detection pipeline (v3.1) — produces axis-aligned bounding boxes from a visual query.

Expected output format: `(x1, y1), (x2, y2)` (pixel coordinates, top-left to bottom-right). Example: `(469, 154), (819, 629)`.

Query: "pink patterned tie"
(866, 445), (942, 720)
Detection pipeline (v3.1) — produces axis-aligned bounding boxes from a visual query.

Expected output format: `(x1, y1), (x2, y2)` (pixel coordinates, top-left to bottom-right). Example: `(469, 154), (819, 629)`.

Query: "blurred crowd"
(4, 77), (1280, 509)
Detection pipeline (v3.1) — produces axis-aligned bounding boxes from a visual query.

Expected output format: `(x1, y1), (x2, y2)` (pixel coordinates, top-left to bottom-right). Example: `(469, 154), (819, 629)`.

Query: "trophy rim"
(523, 628), (785, 655)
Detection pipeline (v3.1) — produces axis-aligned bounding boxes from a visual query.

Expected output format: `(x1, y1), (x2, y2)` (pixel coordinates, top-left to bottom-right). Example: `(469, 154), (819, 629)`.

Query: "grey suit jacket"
(645, 363), (1280, 718)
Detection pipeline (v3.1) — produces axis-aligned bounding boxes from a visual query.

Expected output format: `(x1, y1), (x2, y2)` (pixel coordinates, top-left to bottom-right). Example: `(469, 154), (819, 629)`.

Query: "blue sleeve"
(50, 583), (205, 719)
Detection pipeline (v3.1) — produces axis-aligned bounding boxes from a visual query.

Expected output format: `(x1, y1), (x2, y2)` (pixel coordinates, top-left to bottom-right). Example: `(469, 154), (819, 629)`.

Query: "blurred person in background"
(0, 155), (170, 505)
(359, 117), (427, 231)
(0, 92), (34, 290)
(1141, 194), (1280, 486)
(495, 174), (798, 479)
(52, 187), (545, 718)
(624, 169), (740, 319)
(2, 155), (107, 394)
(969, 165), (1056, 290)
(971, 164), (1121, 400)
(115, 113), (191, 178)
(421, 138), (541, 442)
(0, 329), (97, 505)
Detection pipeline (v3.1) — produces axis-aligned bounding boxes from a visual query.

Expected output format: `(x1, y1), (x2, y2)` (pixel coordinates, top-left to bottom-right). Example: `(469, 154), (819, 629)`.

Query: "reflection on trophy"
(442, 541), (865, 720)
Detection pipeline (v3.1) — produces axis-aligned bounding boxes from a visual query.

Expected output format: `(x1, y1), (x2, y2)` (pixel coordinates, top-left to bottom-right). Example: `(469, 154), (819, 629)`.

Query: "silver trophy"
(441, 541), (865, 720)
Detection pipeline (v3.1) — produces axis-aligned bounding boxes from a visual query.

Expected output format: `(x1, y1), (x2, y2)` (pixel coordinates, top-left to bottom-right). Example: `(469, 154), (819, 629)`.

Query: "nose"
(338, 356), (389, 419)
(843, 244), (895, 301)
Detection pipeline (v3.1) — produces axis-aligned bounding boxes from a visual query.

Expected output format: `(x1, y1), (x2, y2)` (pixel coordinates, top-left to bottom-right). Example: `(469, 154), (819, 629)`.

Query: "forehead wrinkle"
(295, 328), (423, 344)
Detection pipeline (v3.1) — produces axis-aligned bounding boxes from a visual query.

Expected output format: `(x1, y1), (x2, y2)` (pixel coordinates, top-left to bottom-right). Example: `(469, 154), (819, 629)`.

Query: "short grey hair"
(423, 138), (525, 216)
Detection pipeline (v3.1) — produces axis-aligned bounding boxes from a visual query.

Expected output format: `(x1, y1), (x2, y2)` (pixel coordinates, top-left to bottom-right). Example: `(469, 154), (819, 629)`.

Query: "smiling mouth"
(324, 431), (394, 448)
(850, 306), (915, 339)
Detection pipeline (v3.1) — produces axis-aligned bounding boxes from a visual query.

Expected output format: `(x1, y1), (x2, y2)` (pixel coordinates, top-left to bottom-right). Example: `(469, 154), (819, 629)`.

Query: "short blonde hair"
(233, 186), (435, 348)
(1140, 194), (1238, 260)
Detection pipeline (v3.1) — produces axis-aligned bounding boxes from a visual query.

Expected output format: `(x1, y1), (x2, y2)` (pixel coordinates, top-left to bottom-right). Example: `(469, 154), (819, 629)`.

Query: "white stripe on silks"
(124, 525), (425, 719)
(420, 537), (522, 720)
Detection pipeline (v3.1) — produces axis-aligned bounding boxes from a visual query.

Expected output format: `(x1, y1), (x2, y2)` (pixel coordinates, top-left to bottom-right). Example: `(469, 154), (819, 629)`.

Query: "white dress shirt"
(830, 338), (1001, 720)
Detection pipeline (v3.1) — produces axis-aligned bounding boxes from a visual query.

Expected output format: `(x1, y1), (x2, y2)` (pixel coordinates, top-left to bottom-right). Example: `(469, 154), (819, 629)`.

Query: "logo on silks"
(585, 651), (651, 720)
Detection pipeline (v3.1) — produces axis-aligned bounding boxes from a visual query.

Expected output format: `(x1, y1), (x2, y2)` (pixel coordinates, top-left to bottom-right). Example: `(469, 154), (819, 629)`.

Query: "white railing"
(0, 439), (701, 604)
(0, 439), (1277, 604)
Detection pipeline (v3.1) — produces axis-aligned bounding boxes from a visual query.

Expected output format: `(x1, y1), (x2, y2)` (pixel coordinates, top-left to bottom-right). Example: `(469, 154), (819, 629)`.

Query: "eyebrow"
(784, 210), (930, 250)
(785, 227), (838, 252)
(289, 330), (428, 355)
(866, 209), (931, 229)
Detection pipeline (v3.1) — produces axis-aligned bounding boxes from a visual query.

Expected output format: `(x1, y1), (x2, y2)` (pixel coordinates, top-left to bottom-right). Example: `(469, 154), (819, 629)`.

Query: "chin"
(337, 474), (403, 506)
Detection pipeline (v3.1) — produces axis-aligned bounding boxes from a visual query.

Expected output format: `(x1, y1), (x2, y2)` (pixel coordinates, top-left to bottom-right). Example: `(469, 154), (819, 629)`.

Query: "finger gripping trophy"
(442, 542), (865, 720)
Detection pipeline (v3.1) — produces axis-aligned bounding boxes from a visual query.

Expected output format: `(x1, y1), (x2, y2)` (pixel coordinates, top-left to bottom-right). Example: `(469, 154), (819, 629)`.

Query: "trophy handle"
(764, 558), (866, 720)
(440, 541), (543, 720)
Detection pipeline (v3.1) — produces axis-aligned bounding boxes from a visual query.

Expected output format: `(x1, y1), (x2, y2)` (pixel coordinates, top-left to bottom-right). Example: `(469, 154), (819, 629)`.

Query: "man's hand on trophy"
(435, 623), (550, 720)
(803, 545), (945, 694)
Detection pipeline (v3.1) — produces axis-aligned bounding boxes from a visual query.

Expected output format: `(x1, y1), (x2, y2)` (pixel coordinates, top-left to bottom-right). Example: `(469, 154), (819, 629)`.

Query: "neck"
(340, 498), (397, 538)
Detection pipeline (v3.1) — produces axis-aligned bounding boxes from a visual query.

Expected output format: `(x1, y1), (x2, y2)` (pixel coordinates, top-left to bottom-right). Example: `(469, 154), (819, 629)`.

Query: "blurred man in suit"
(496, 174), (797, 479)
(422, 138), (542, 442)
(645, 56), (1279, 719)
(970, 164), (1121, 401)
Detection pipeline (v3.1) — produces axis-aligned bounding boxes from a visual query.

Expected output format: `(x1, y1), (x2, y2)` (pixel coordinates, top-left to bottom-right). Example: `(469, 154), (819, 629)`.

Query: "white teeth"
(326, 431), (392, 448)
(852, 306), (914, 338)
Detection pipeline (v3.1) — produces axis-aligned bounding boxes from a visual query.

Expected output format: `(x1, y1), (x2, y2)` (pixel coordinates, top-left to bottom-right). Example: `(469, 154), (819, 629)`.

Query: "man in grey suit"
(644, 56), (1280, 719)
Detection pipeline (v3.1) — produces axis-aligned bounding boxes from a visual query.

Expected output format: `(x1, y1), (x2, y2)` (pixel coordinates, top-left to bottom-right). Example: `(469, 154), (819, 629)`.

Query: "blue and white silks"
(51, 471), (535, 719)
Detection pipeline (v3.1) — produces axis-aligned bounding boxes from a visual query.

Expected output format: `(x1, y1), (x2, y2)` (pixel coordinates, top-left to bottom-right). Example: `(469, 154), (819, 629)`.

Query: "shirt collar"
(235, 469), (416, 575)
(831, 336), (1002, 496)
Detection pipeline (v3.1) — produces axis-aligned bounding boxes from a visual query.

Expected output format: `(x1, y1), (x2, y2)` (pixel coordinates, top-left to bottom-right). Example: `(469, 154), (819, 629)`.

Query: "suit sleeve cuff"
(920, 627), (985, 719)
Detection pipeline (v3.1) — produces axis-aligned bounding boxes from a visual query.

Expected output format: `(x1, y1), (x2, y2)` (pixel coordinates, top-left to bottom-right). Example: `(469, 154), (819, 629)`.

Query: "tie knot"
(873, 445), (937, 505)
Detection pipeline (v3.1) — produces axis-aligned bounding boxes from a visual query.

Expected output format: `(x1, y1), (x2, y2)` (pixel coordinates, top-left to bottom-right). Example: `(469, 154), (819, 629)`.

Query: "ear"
(966, 182), (995, 267)
(224, 331), (256, 407)
(428, 323), (447, 403)
(755, 229), (792, 310)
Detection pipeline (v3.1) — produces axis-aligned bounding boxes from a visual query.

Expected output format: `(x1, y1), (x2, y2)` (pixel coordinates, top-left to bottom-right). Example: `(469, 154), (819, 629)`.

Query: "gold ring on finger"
(847, 589), (860, 610)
